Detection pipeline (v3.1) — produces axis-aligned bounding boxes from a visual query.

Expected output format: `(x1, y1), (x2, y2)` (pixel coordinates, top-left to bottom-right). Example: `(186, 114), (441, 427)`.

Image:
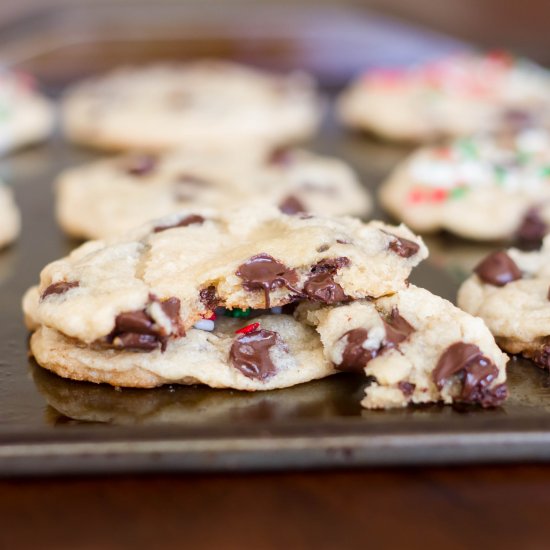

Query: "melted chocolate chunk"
(304, 257), (351, 304)
(474, 251), (522, 286)
(229, 329), (280, 380)
(124, 154), (157, 176)
(236, 254), (299, 308)
(279, 195), (306, 215)
(113, 333), (159, 351)
(268, 148), (293, 166)
(109, 296), (182, 352)
(338, 328), (376, 372)
(41, 281), (79, 299)
(386, 234), (420, 258)
(115, 310), (156, 335)
(383, 308), (415, 348)
(153, 214), (205, 233)
(398, 381), (416, 396)
(199, 286), (219, 310)
(303, 273), (347, 304)
(516, 209), (547, 248)
(531, 344), (550, 369)
(433, 342), (506, 406)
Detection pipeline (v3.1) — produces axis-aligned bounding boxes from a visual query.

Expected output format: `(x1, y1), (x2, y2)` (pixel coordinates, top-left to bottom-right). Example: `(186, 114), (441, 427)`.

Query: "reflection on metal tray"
(0, 3), (549, 476)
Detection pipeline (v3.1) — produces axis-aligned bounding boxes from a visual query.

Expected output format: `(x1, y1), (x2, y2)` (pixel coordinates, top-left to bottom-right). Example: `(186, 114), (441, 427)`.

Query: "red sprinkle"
(432, 188), (447, 202)
(205, 312), (217, 321)
(435, 147), (452, 159)
(235, 322), (260, 335)
(408, 189), (425, 203)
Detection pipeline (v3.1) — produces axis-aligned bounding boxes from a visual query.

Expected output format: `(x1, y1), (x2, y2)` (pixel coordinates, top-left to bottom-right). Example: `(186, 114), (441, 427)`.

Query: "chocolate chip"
(310, 257), (351, 274)
(113, 332), (159, 351)
(531, 344), (550, 369)
(474, 251), (522, 286)
(108, 296), (182, 352)
(317, 245), (330, 253)
(383, 308), (415, 348)
(303, 272), (348, 304)
(303, 257), (351, 304)
(336, 239), (351, 245)
(268, 148), (293, 166)
(153, 214), (205, 233)
(236, 254), (299, 308)
(279, 195), (306, 215)
(41, 281), (79, 299)
(386, 233), (420, 258)
(338, 328), (375, 372)
(398, 381), (415, 396)
(124, 154), (157, 176)
(516, 209), (547, 248)
(199, 286), (219, 310)
(547, 286), (550, 301)
(159, 297), (185, 337)
(229, 329), (280, 380)
(433, 342), (506, 406)
(176, 174), (207, 187)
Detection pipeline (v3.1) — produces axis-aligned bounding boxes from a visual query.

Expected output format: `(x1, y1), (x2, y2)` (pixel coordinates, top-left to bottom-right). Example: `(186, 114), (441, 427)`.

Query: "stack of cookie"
(23, 206), (508, 409)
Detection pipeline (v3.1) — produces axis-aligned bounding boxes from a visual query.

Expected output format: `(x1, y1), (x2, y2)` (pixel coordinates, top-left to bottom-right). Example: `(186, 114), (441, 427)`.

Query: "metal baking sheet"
(1, 4), (550, 476)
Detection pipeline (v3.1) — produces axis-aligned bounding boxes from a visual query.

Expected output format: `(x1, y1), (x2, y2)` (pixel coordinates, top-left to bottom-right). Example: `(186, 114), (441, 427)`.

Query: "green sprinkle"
(457, 138), (477, 159)
(540, 166), (550, 178)
(225, 308), (251, 318)
(517, 151), (531, 165)
(494, 165), (507, 184)
(450, 187), (468, 199)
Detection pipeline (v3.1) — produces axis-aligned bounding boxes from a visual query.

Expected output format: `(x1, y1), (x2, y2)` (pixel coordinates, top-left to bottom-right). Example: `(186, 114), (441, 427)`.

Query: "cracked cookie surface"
(297, 285), (508, 408)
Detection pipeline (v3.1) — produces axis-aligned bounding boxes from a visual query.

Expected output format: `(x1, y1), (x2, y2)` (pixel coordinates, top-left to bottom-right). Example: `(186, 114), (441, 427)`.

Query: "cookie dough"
(0, 70), (54, 154)
(0, 184), (20, 247)
(379, 119), (550, 242)
(338, 51), (550, 142)
(298, 285), (508, 409)
(62, 60), (321, 152)
(56, 148), (372, 240)
(458, 239), (550, 369)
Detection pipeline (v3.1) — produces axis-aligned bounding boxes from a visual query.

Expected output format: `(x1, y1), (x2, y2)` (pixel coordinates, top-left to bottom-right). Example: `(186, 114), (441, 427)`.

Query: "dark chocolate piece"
(516, 209), (547, 247)
(41, 281), (79, 299)
(338, 328), (376, 372)
(303, 272), (347, 304)
(236, 254), (299, 308)
(112, 332), (159, 351)
(153, 214), (205, 233)
(383, 308), (415, 348)
(303, 257), (351, 304)
(279, 195), (306, 215)
(531, 344), (550, 369)
(124, 154), (157, 176)
(199, 286), (219, 310)
(268, 148), (293, 166)
(398, 381), (416, 396)
(229, 329), (280, 380)
(433, 342), (506, 406)
(386, 233), (420, 258)
(474, 251), (522, 286)
(109, 296), (182, 352)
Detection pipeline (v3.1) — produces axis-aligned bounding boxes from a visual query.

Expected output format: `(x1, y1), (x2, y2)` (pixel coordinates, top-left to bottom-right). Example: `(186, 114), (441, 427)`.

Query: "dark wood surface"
(1, 465), (549, 548)
(2, 2), (550, 547)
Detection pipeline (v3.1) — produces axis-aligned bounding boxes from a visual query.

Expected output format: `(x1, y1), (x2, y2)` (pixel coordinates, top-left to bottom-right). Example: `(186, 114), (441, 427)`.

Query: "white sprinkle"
(193, 319), (215, 331)
(270, 307), (283, 314)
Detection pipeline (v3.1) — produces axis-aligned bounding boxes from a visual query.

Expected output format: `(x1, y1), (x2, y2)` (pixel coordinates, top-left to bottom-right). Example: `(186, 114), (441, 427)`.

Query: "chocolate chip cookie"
(61, 60), (321, 152)
(56, 148), (372, 240)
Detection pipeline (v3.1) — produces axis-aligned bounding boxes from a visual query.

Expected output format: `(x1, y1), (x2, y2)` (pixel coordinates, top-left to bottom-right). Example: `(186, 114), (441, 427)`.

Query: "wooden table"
(0, 465), (548, 548)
